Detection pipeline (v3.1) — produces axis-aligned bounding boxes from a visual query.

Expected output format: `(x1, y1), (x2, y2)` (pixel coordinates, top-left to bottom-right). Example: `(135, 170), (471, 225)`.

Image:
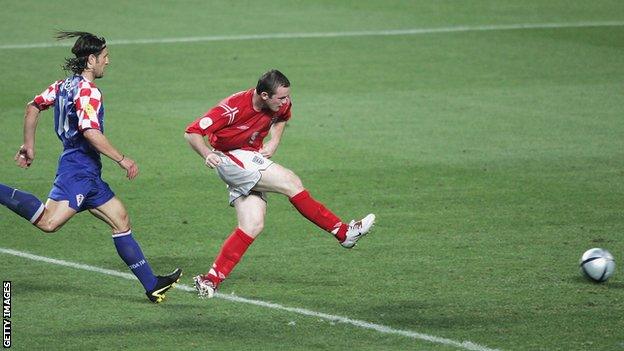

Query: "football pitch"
(1, 1), (623, 350)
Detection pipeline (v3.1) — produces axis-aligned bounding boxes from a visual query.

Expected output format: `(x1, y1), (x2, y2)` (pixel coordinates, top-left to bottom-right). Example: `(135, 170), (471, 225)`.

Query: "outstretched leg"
(0, 183), (46, 223)
(254, 163), (366, 243)
(0, 183), (75, 232)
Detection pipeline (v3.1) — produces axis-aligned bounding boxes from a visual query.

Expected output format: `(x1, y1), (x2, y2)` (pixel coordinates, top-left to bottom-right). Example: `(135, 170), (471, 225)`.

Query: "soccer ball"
(579, 248), (616, 282)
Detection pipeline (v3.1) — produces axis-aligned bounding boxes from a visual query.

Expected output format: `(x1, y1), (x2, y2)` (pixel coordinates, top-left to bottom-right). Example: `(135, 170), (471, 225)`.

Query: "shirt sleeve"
(74, 82), (102, 131)
(185, 105), (234, 136)
(31, 80), (62, 111)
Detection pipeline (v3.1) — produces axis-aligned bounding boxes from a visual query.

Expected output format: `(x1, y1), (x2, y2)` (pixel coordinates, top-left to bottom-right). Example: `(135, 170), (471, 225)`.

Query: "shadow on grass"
(571, 275), (624, 288)
(15, 274), (157, 305)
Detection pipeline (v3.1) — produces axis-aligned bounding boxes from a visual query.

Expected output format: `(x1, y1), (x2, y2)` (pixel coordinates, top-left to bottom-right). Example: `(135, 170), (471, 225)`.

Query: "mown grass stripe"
(1, 21), (622, 50)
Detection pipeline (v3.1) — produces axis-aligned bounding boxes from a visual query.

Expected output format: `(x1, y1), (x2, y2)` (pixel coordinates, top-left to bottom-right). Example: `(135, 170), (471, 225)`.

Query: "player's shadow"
(16, 278), (147, 304)
(358, 300), (501, 329)
(64, 304), (327, 347)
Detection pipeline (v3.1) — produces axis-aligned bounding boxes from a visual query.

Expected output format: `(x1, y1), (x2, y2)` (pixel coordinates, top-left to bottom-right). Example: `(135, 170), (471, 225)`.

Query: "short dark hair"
(57, 31), (107, 74)
(256, 69), (290, 97)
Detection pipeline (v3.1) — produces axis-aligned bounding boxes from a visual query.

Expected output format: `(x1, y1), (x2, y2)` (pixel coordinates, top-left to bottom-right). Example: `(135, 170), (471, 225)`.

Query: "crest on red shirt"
(219, 103), (239, 124)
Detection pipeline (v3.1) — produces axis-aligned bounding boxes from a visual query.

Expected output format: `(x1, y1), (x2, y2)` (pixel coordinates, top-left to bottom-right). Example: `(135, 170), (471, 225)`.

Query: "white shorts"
(214, 149), (274, 205)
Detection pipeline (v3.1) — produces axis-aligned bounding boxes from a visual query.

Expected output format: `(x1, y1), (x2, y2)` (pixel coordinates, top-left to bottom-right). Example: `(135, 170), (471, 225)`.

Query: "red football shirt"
(186, 88), (292, 152)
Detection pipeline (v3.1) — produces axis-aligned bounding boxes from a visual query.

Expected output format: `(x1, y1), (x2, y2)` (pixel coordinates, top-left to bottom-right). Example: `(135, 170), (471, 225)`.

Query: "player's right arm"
(184, 109), (231, 169)
(184, 132), (221, 169)
(15, 103), (43, 168)
(16, 81), (61, 168)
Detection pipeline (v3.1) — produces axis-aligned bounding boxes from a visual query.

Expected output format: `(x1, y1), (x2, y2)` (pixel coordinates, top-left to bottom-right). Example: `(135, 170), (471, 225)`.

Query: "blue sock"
(113, 231), (158, 291)
(0, 183), (45, 223)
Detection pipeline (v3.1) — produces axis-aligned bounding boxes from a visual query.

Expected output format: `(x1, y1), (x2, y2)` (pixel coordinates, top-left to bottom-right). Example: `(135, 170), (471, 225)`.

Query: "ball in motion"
(579, 248), (616, 282)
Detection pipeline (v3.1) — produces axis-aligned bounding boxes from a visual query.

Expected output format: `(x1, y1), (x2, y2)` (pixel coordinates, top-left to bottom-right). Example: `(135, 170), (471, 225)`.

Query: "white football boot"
(340, 213), (376, 249)
(193, 275), (216, 299)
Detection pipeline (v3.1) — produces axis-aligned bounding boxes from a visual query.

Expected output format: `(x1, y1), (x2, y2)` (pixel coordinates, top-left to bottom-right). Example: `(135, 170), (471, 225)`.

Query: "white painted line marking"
(1, 21), (622, 50)
(0, 247), (500, 351)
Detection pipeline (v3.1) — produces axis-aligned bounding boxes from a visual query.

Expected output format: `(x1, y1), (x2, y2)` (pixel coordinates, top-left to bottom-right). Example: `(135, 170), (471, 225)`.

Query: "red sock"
(206, 228), (255, 286)
(289, 190), (348, 241)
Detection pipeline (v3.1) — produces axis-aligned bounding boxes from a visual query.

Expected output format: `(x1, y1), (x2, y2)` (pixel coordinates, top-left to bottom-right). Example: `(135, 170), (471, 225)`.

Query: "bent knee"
(116, 213), (131, 231)
(240, 222), (264, 237)
(283, 171), (304, 195)
(37, 220), (62, 233)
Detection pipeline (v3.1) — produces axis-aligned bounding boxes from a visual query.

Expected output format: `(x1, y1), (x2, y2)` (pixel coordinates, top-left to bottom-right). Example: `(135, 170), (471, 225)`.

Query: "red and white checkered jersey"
(186, 88), (292, 152)
(32, 79), (63, 110)
(32, 77), (103, 132)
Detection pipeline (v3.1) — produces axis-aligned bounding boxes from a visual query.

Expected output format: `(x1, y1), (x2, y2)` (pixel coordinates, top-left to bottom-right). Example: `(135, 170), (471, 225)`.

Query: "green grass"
(1, 1), (624, 350)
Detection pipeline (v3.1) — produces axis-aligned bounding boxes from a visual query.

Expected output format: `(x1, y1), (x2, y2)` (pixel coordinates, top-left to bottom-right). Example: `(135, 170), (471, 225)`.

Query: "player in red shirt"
(185, 69), (375, 298)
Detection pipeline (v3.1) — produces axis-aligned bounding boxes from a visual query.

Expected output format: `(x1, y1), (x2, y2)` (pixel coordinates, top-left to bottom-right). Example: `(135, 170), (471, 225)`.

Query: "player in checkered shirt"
(0, 31), (180, 303)
(185, 69), (376, 298)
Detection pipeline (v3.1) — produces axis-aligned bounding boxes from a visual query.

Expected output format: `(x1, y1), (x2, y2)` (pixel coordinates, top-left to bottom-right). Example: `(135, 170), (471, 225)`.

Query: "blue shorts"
(48, 171), (115, 212)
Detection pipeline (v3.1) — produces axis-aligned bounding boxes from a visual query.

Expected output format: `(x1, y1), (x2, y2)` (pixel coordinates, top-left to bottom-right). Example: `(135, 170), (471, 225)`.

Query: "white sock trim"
(29, 204), (45, 224)
(112, 229), (132, 238)
(330, 222), (342, 235)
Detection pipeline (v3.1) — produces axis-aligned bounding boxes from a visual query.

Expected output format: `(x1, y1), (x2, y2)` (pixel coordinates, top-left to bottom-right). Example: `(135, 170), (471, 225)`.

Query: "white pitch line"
(0, 247), (500, 351)
(0, 21), (623, 50)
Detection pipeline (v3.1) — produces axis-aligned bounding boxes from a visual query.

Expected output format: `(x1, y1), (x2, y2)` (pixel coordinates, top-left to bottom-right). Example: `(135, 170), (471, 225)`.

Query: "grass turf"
(1, 1), (623, 350)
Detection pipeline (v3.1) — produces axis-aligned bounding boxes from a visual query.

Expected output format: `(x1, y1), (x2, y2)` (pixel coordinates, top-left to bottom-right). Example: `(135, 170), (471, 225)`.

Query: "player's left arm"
(83, 129), (139, 180)
(75, 82), (138, 179)
(260, 120), (287, 158)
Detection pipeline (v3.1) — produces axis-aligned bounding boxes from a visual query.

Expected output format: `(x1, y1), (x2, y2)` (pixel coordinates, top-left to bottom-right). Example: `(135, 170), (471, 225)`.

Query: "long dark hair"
(256, 69), (290, 97)
(57, 31), (107, 74)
